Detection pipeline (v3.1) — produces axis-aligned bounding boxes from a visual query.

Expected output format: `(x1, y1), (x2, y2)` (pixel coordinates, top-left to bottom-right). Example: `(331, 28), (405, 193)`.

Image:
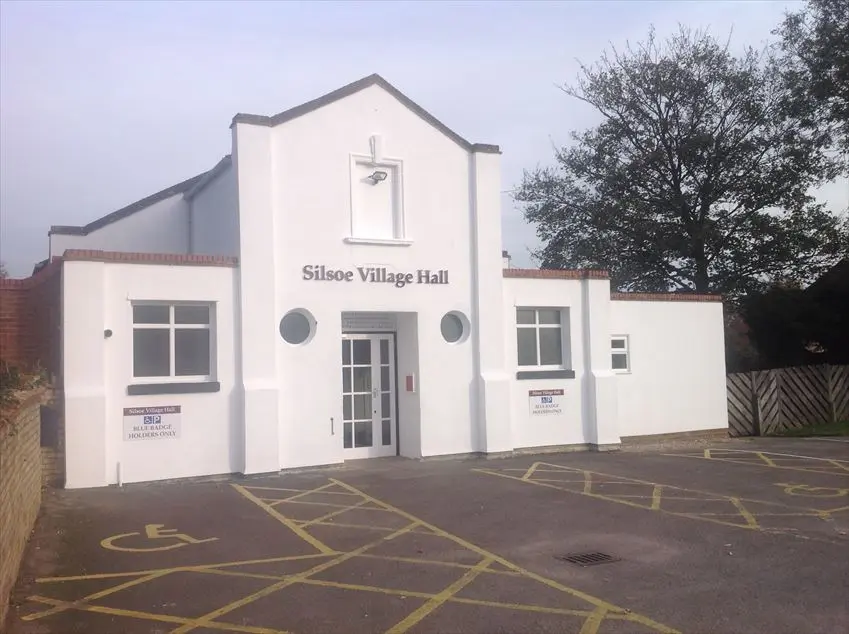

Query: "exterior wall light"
(368, 170), (388, 184)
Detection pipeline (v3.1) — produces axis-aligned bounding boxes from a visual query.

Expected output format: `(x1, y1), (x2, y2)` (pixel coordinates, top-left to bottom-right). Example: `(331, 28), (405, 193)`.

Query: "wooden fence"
(727, 364), (849, 436)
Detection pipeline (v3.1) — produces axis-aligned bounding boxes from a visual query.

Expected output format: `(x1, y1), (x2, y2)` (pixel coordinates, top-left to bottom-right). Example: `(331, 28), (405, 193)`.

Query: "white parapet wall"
(62, 251), (241, 488)
(609, 295), (728, 438)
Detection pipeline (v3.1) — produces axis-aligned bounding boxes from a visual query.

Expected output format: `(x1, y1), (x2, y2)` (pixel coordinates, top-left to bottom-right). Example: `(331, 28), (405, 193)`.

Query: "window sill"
(516, 369), (576, 380)
(343, 237), (413, 247)
(127, 381), (220, 395)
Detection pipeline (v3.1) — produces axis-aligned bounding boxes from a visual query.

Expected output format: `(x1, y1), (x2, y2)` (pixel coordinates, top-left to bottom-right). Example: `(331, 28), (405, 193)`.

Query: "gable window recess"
(129, 303), (218, 394)
(515, 307), (575, 379)
(346, 153), (410, 246)
(611, 335), (630, 373)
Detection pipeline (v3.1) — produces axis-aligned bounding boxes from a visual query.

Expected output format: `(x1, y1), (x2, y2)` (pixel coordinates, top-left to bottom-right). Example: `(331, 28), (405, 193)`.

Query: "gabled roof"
(49, 74), (498, 238)
(50, 169), (212, 237)
(231, 73), (500, 154)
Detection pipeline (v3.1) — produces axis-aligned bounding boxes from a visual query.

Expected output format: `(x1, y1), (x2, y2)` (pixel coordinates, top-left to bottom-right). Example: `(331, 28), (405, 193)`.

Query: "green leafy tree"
(0, 262), (7, 278)
(516, 28), (847, 298)
(776, 0), (849, 154)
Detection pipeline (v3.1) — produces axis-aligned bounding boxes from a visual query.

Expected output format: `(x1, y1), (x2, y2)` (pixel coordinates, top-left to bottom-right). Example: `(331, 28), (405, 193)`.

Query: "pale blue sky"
(1, 0), (845, 276)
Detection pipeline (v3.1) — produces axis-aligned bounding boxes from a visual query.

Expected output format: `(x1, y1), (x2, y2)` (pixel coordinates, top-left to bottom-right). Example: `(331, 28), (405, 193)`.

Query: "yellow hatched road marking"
(729, 497), (758, 528)
(329, 478), (679, 634)
(475, 462), (849, 533)
(168, 521), (421, 634)
(522, 462), (540, 481)
(22, 571), (171, 621)
(384, 558), (494, 634)
(579, 606), (609, 634)
(24, 596), (290, 633)
(665, 451), (849, 476)
(24, 477), (678, 634)
(231, 483), (336, 555)
(297, 499), (368, 527)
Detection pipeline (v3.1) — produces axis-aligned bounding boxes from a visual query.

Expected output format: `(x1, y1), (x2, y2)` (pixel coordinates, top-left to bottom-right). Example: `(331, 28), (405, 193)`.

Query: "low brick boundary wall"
(0, 387), (50, 626)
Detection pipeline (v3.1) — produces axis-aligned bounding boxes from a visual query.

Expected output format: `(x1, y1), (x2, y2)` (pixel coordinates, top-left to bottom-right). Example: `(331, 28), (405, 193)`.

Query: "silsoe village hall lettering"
(303, 265), (448, 288)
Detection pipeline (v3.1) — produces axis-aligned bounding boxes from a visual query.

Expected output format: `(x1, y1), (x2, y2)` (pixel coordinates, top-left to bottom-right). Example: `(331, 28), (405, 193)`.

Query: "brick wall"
(0, 261), (62, 380)
(0, 388), (50, 626)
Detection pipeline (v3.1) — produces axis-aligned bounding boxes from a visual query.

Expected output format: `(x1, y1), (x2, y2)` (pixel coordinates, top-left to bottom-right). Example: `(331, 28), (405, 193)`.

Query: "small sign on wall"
(123, 406), (181, 441)
(528, 389), (564, 416)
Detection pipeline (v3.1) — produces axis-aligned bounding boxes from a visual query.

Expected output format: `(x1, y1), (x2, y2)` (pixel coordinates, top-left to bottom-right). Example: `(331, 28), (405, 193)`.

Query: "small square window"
(132, 303), (215, 381)
(611, 336), (630, 373)
(516, 308), (569, 369)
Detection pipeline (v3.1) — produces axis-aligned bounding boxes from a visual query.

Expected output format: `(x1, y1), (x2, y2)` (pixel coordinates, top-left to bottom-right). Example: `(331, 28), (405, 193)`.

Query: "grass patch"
(774, 420), (849, 437)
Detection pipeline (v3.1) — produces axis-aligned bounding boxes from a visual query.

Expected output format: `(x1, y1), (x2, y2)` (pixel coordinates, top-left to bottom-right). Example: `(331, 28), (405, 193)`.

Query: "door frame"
(341, 331), (399, 459)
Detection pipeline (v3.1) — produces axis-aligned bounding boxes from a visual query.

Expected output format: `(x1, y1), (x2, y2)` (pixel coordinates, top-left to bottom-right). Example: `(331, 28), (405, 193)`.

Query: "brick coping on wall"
(0, 260), (61, 290)
(503, 268), (610, 280)
(611, 292), (723, 302)
(62, 250), (239, 267)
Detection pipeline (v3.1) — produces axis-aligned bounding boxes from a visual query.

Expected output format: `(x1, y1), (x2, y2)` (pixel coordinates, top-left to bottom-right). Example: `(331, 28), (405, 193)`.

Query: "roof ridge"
(231, 73), (499, 154)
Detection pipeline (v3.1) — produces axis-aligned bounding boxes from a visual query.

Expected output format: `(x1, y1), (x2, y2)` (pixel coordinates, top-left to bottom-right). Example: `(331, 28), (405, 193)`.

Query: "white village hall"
(46, 75), (728, 488)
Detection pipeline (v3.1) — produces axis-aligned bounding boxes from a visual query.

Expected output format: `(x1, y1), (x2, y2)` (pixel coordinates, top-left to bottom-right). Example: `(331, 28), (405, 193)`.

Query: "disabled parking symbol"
(100, 524), (218, 552)
(776, 482), (849, 498)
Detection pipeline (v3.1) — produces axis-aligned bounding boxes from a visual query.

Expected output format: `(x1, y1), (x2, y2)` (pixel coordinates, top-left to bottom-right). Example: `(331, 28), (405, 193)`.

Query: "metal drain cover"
(556, 552), (620, 567)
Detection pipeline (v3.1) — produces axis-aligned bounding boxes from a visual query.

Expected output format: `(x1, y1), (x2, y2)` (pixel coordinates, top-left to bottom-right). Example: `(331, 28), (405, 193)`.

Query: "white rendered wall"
(50, 195), (190, 258)
(503, 277), (590, 449)
(609, 300), (728, 437)
(190, 166), (240, 256)
(62, 259), (240, 487)
(233, 83), (503, 468)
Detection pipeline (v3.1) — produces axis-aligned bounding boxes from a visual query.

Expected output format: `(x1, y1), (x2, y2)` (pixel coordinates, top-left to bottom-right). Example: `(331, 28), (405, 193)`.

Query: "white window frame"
(516, 307), (567, 370)
(611, 335), (630, 373)
(131, 303), (215, 383)
(345, 153), (411, 246)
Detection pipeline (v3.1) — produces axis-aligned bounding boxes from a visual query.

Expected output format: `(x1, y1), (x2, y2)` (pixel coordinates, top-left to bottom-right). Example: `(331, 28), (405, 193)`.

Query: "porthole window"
(280, 310), (315, 345)
(440, 311), (469, 344)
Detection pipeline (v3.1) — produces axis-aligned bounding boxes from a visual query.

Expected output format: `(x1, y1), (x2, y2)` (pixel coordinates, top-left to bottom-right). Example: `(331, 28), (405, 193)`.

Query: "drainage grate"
(556, 552), (620, 567)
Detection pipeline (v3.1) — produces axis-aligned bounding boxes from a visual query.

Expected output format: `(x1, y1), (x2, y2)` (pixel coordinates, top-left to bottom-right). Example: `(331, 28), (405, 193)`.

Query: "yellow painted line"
(385, 558), (494, 634)
(268, 498), (392, 510)
(662, 453), (849, 477)
(757, 452), (778, 468)
(583, 470), (592, 494)
(704, 449), (712, 459)
(298, 520), (398, 533)
(298, 499), (368, 528)
(529, 463), (832, 512)
(330, 478), (679, 634)
(170, 521), (421, 634)
(579, 606), (608, 634)
(22, 571), (171, 621)
(243, 485), (359, 496)
(357, 553), (524, 577)
(475, 468), (759, 532)
(651, 485), (662, 510)
(24, 595), (290, 633)
(521, 463), (540, 481)
(34, 553), (336, 584)
(231, 483), (335, 555)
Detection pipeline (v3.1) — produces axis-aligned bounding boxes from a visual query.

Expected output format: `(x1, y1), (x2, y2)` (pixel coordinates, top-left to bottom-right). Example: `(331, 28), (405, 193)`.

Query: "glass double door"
(341, 333), (396, 458)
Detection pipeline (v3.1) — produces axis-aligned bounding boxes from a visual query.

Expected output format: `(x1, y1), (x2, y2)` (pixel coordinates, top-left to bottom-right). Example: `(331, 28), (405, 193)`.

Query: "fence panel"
(727, 364), (849, 436)
(727, 373), (756, 437)
(829, 365), (849, 423)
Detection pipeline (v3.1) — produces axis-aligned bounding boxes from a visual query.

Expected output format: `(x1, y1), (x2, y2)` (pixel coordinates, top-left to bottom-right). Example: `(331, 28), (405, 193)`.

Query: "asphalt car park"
(6, 437), (849, 634)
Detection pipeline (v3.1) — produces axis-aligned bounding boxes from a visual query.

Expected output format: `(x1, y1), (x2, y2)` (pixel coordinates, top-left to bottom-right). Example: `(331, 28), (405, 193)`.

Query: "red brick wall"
(0, 261), (62, 379)
(0, 388), (50, 627)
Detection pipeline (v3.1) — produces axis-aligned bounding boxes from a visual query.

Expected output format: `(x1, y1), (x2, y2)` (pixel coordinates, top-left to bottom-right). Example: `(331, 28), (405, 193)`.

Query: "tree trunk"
(694, 244), (710, 293)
